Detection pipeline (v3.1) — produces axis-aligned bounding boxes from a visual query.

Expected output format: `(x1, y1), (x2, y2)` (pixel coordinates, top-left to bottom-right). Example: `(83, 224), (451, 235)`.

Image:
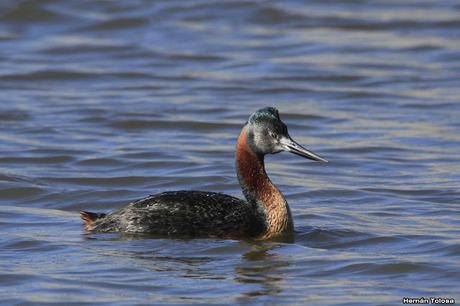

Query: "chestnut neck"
(235, 126), (293, 239)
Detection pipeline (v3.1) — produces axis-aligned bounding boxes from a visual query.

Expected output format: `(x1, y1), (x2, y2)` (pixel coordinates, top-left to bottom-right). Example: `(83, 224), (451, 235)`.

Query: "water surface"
(0, 1), (459, 305)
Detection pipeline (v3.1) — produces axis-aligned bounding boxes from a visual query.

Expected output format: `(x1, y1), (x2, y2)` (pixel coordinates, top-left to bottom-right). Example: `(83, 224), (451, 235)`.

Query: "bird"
(80, 107), (327, 240)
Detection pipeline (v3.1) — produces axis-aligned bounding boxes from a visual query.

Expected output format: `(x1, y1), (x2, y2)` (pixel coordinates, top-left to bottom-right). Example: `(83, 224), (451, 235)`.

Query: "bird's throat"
(235, 126), (294, 239)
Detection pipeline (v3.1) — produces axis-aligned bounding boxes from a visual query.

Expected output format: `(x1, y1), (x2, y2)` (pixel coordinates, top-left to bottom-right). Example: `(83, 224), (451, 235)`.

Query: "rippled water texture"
(1, 1), (459, 305)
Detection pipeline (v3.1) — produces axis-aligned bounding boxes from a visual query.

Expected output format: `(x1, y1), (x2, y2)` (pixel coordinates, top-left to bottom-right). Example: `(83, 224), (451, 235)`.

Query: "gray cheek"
(255, 141), (265, 153)
(253, 134), (272, 153)
(272, 143), (284, 154)
(254, 133), (264, 147)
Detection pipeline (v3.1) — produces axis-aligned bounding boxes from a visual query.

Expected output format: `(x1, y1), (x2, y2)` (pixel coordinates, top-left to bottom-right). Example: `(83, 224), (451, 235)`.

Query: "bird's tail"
(80, 211), (106, 229)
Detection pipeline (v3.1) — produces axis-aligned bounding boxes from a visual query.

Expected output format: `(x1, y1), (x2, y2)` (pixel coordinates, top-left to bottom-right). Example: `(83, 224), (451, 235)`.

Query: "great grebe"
(80, 107), (327, 240)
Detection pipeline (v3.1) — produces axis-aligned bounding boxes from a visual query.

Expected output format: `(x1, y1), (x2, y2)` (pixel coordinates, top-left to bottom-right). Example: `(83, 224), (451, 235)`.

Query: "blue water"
(0, 1), (459, 305)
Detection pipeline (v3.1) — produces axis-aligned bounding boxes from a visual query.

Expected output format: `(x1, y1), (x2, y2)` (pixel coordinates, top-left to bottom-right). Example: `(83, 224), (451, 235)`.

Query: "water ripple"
(0, 0), (459, 304)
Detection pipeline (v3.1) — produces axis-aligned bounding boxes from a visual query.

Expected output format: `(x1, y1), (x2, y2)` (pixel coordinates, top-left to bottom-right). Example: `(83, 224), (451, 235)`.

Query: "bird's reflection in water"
(234, 243), (289, 300)
(84, 234), (290, 301)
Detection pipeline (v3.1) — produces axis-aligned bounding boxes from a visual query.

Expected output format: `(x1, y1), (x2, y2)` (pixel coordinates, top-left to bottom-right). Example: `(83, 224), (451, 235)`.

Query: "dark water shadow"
(82, 232), (291, 300)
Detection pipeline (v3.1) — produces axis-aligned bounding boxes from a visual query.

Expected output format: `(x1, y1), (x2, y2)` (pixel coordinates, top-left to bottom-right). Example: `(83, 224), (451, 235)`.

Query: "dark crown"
(248, 107), (280, 124)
